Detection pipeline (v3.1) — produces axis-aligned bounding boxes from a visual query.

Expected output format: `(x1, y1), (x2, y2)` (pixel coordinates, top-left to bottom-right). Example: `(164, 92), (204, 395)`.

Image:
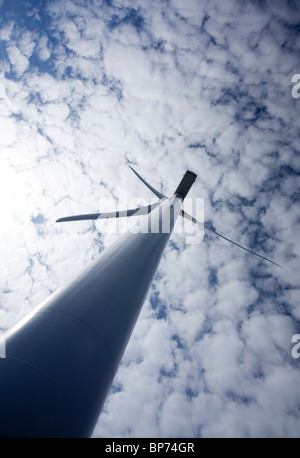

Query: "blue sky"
(0, 0), (300, 437)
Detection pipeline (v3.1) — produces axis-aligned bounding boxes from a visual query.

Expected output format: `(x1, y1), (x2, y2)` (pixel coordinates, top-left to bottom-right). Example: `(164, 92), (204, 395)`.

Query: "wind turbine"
(0, 167), (281, 438)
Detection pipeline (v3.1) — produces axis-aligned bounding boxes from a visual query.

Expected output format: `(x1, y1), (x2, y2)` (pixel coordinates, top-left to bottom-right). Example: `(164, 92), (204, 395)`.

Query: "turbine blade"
(57, 213), (101, 222)
(128, 166), (167, 199)
(56, 202), (161, 223)
(180, 210), (282, 268)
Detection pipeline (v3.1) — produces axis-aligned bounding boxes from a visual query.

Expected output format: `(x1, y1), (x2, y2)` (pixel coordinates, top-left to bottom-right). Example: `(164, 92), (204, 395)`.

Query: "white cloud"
(36, 34), (52, 61)
(0, 116), (17, 146)
(6, 44), (29, 76)
(18, 30), (36, 57)
(0, 20), (14, 41)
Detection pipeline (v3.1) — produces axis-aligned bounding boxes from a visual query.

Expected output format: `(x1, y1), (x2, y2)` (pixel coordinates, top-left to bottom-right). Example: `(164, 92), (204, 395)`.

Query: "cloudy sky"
(1, 0), (300, 438)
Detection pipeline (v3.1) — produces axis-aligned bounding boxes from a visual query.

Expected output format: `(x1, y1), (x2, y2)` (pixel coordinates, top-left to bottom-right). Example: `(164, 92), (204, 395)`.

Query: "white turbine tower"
(0, 167), (281, 438)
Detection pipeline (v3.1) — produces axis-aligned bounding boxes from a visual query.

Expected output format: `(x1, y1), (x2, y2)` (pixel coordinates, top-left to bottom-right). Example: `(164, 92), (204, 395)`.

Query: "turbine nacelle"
(174, 170), (197, 200)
